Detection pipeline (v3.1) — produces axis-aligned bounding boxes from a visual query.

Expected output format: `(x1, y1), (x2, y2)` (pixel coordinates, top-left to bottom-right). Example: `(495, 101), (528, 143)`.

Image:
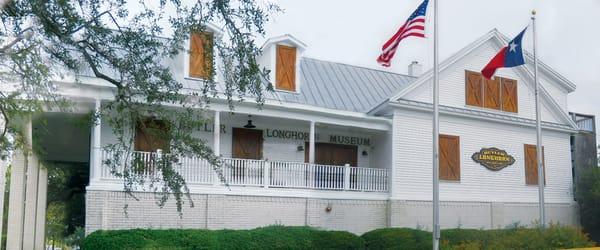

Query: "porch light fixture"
(297, 145), (304, 151)
(243, 115), (256, 129)
(362, 150), (368, 156)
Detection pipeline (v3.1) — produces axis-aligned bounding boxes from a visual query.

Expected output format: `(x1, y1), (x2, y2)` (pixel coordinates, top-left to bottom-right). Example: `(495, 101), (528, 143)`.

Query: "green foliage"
(1, 0), (280, 213)
(46, 201), (68, 242)
(362, 228), (431, 250)
(576, 166), (600, 242)
(65, 227), (86, 248)
(81, 226), (365, 250)
(361, 224), (594, 250)
(44, 161), (87, 246)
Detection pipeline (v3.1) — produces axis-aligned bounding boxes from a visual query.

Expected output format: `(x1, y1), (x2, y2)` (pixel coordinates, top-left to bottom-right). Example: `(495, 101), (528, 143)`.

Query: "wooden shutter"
(135, 119), (171, 152)
(501, 78), (518, 113)
(465, 71), (483, 107)
(439, 135), (460, 181)
(484, 77), (501, 110)
(524, 144), (545, 185)
(189, 32), (213, 78)
(276, 45), (297, 91)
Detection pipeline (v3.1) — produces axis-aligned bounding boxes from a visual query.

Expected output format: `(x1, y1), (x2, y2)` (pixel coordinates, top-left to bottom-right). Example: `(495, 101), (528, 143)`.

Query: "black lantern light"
(243, 115), (256, 129)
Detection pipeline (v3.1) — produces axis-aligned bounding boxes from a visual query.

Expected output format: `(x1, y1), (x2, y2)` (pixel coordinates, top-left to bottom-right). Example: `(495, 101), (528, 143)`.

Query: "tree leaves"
(1, 0), (279, 213)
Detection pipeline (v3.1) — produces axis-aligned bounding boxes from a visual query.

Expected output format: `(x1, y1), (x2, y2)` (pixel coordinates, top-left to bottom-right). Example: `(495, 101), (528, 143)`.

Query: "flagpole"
(532, 9), (546, 229)
(432, 0), (440, 249)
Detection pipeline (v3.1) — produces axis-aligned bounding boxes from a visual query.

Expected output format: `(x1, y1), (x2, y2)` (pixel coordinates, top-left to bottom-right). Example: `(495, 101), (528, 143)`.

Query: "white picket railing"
(100, 151), (388, 192)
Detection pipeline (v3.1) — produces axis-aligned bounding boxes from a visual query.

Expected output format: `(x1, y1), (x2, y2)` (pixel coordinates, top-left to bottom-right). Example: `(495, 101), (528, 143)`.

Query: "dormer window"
(259, 34), (307, 93)
(275, 45), (297, 91)
(189, 32), (213, 78)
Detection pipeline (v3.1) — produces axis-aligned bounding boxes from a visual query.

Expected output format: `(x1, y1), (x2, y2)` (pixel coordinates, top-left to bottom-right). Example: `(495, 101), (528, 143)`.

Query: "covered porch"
(89, 100), (392, 194)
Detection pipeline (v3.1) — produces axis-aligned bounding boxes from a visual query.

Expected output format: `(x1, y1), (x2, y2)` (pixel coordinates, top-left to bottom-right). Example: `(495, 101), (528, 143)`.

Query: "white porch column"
(309, 121), (316, 164)
(90, 99), (102, 183)
(213, 111), (221, 186)
(6, 116), (48, 250)
(213, 111), (221, 156)
(6, 147), (27, 250)
(0, 159), (6, 249)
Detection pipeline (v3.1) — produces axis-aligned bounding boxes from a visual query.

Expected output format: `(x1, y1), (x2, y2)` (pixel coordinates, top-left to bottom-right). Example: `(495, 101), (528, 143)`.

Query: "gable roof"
(261, 34), (308, 51)
(371, 29), (578, 129)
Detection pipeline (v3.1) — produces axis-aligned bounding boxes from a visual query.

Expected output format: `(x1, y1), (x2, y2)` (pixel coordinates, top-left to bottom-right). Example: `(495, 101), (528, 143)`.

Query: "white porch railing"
(100, 151), (388, 192)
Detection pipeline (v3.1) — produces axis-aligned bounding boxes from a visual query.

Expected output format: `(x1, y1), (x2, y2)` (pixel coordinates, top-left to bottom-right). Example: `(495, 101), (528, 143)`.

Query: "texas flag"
(481, 28), (527, 79)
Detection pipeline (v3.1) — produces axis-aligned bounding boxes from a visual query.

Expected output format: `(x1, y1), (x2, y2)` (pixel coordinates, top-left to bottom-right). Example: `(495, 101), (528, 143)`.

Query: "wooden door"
(232, 128), (263, 160)
(305, 142), (358, 166)
(135, 119), (170, 152)
(305, 142), (358, 189)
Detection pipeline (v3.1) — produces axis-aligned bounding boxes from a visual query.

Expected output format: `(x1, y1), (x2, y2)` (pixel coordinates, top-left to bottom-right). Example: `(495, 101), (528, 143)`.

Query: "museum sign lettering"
(265, 129), (370, 146)
(471, 147), (515, 171)
(265, 129), (309, 140)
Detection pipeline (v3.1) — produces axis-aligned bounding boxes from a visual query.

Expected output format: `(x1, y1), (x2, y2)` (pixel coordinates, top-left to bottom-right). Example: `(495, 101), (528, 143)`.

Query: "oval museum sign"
(471, 147), (516, 171)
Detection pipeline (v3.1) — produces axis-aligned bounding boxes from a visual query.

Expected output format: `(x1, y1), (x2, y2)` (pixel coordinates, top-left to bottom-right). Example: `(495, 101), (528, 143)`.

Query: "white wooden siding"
(392, 109), (573, 203)
(403, 41), (566, 124)
(539, 74), (569, 112)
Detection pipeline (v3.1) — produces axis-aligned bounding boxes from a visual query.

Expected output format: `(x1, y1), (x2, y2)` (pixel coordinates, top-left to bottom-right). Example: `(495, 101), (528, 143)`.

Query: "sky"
(259, 0), (600, 134)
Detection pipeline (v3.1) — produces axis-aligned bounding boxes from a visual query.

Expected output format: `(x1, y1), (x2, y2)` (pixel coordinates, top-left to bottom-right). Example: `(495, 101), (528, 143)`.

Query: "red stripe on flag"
(381, 18), (426, 50)
(481, 47), (507, 79)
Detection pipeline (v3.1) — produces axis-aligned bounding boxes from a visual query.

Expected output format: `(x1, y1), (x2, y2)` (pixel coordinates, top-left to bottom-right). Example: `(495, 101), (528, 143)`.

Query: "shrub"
(81, 226), (365, 250)
(362, 224), (594, 250)
(576, 166), (600, 243)
(361, 228), (431, 250)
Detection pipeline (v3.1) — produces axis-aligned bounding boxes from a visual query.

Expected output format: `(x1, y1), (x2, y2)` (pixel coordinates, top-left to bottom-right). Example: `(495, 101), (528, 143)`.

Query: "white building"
(5, 28), (581, 247)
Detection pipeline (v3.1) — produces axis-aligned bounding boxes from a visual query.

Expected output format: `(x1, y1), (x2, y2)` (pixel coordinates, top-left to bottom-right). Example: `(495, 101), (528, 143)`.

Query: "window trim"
(268, 42), (301, 93)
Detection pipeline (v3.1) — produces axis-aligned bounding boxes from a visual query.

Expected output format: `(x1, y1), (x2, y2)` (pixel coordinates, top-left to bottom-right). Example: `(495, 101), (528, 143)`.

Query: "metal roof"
(263, 58), (415, 113)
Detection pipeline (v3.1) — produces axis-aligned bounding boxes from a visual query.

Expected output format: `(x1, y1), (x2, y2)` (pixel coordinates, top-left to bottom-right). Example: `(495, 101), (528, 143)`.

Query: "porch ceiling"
(34, 113), (90, 163)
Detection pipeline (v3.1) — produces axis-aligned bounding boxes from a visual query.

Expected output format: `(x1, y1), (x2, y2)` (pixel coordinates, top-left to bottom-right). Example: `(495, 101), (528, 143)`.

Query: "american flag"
(377, 0), (429, 67)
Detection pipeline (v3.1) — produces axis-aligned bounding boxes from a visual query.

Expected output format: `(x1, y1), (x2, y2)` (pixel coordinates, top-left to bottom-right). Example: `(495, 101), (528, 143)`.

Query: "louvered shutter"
(439, 135), (460, 181)
(484, 77), (501, 110)
(465, 71), (483, 107)
(501, 78), (518, 113)
(189, 32), (213, 78)
(276, 45), (297, 91)
(524, 144), (545, 185)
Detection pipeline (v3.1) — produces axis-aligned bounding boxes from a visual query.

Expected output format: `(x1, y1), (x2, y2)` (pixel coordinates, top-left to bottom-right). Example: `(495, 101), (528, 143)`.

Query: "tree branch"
(79, 47), (124, 89)
(0, 101), (9, 139)
(0, 27), (33, 54)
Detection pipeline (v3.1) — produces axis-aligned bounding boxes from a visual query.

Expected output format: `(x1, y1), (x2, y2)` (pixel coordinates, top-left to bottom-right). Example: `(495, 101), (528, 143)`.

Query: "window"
(275, 45), (297, 91)
(465, 70), (518, 113)
(524, 144), (545, 185)
(439, 134), (460, 181)
(134, 118), (171, 152)
(189, 32), (213, 78)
